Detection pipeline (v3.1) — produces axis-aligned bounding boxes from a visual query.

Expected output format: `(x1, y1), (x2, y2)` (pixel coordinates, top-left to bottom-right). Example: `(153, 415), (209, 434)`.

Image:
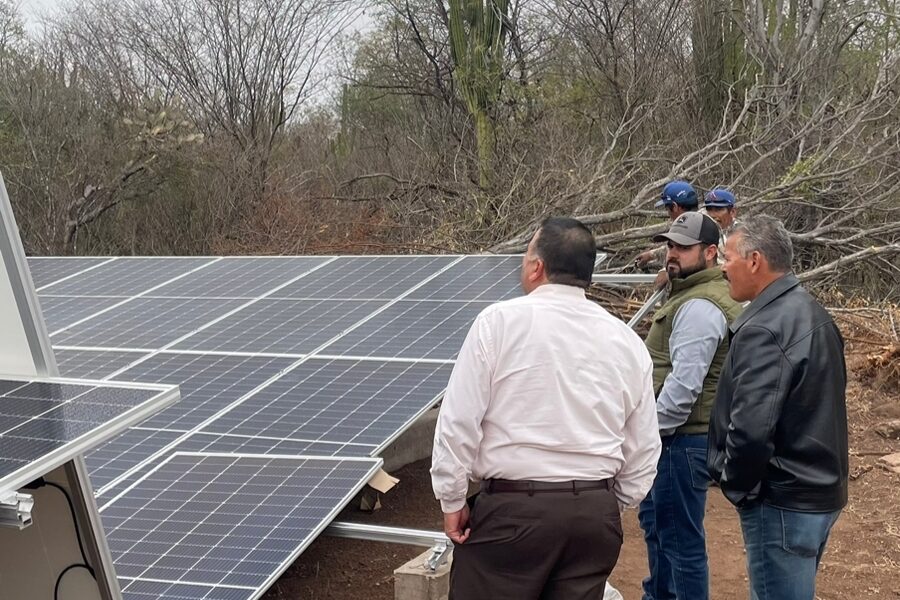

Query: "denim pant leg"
(739, 503), (841, 600)
(639, 492), (675, 600)
(639, 434), (709, 600)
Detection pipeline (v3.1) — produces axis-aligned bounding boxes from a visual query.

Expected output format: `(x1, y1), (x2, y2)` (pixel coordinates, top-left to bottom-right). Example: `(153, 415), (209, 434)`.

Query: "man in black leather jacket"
(708, 215), (848, 600)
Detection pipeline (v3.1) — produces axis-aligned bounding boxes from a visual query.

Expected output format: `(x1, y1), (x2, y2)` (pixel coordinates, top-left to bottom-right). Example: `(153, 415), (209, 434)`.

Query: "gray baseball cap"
(652, 212), (720, 246)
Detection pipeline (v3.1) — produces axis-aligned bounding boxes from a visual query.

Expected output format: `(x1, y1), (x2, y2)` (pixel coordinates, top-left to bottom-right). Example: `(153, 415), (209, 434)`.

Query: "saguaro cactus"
(447, 0), (510, 189)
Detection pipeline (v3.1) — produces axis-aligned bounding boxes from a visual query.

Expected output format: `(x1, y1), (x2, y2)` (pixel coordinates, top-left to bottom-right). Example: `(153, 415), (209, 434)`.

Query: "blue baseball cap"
(655, 181), (698, 208)
(704, 188), (736, 208)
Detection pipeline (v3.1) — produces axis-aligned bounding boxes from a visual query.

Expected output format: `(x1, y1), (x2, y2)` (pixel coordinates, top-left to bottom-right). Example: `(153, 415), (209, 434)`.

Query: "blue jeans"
(738, 502), (841, 600)
(638, 434), (710, 600)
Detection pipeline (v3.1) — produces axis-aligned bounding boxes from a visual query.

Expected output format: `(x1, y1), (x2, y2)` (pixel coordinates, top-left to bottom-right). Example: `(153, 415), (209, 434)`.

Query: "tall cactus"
(447, 0), (510, 190)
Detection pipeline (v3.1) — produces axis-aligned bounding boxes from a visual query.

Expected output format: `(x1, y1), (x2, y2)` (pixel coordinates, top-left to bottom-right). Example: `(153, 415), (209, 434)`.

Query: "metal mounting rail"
(627, 287), (665, 329)
(592, 273), (658, 284)
(324, 521), (451, 571)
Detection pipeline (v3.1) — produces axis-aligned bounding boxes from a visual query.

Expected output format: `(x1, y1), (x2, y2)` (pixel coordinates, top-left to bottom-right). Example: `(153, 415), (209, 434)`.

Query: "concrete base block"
(394, 548), (452, 600)
(381, 407), (439, 473)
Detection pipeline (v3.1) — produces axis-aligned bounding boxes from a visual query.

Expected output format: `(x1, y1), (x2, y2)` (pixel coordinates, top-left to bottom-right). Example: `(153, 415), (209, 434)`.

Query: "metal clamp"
(423, 539), (451, 572)
(0, 491), (34, 529)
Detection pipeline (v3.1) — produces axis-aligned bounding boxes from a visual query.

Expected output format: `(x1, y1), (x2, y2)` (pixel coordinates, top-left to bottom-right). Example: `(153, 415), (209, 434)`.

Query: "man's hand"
(635, 250), (655, 267)
(443, 504), (471, 544)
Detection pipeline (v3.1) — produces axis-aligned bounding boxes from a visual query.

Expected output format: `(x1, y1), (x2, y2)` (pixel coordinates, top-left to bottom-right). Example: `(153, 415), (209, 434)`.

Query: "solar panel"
(118, 580), (248, 600)
(27, 257), (114, 289)
(201, 358), (451, 449)
(54, 349), (150, 379)
(37, 295), (125, 331)
(51, 297), (246, 348)
(268, 255), (459, 300)
(114, 353), (297, 431)
(170, 299), (384, 355)
(320, 300), (489, 360)
(101, 453), (381, 597)
(405, 255), (523, 301)
(0, 379), (178, 493)
(39, 257), (216, 296)
(87, 428), (186, 491)
(177, 432), (373, 458)
(148, 257), (331, 298)
(92, 431), (375, 510)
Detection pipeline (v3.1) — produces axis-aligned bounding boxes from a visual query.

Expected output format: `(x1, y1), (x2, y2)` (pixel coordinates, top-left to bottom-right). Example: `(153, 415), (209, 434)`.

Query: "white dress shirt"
(431, 283), (661, 512)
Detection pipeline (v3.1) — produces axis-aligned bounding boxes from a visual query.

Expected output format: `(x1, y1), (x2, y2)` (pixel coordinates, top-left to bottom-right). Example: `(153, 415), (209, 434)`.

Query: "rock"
(877, 452), (900, 474)
(874, 419), (900, 440)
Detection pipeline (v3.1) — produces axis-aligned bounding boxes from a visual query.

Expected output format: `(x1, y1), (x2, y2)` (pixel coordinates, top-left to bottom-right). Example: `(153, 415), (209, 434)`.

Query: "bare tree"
(70, 0), (363, 206)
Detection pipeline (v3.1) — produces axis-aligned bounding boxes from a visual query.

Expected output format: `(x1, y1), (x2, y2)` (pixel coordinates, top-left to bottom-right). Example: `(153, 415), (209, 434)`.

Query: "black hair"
(534, 217), (596, 289)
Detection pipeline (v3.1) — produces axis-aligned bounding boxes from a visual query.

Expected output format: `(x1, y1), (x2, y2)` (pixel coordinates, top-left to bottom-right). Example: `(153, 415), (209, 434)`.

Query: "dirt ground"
(264, 370), (900, 600)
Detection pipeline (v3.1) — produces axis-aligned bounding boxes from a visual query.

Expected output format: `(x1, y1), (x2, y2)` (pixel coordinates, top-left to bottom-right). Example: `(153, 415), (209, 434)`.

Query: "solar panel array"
(27, 254), (523, 600)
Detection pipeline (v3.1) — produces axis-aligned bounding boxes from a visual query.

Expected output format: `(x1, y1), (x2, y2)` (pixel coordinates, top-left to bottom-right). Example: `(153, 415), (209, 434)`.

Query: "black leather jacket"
(707, 274), (848, 512)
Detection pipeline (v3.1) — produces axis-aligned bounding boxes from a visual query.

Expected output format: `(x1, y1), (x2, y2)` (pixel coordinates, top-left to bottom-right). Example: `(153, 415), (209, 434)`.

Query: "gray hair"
(731, 215), (794, 273)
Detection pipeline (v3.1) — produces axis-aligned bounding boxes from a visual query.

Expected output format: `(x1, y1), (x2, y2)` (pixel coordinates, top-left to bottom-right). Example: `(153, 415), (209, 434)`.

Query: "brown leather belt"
(481, 478), (612, 495)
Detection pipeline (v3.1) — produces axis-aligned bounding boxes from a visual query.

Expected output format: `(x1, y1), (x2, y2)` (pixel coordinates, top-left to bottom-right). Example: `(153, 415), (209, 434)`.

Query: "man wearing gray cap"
(639, 212), (743, 600)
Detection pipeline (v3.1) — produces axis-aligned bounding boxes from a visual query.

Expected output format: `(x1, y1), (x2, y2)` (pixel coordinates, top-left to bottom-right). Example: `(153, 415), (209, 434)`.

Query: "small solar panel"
(53, 349), (150, 379)
(201, 358), (450, 449)
(148, 257), (331, 298)
(320, 300), (489, 360)
(268, 255), (458, 300)
(101, 453), (381, 595)
(40, 257), (216, 296)
(405, 255), (522, 301)
(0, 379), (178, 493)
(38, 296), (124, 331)
(171, 299), (384, 355)
(27, 257), (114, 289)
(51, 297), (246, 348)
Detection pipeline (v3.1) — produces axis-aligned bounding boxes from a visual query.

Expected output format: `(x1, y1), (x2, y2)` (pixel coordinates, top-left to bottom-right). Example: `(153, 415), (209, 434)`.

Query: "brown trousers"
(449, 485), (623, 600)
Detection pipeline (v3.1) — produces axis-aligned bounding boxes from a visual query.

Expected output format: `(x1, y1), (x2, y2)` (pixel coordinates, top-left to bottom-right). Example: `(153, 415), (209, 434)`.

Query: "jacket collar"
(669, 266), (725, 296)
(730, 272), (800, 333)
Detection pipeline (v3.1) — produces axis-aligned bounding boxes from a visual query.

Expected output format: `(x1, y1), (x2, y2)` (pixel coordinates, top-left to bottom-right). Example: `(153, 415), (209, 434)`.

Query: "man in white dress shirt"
(431, 217), (662, 600)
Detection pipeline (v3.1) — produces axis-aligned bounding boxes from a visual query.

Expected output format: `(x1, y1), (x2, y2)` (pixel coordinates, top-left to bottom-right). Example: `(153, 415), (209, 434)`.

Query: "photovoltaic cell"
(171, 300), (384, 355)
(0, 380), (176, 492)
(27, 257), (113, 289)
(405, 255), (523, 301)
(51, 297), (246, 348)
(320, 300), (489, 360)
(115, 353), (296, 431)
(202, 359), (451, 448)
(53, 349), (150, 379)
(268, 255), (458, 300)
(38, 296), (124, 331)
(40, 257), (216, 296)
(148, 257), (331, 298)
(101, 453), (381, 592)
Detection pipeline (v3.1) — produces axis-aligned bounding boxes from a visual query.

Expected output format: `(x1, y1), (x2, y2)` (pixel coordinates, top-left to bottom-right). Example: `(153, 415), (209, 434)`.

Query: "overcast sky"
(22, 0), (63, 32)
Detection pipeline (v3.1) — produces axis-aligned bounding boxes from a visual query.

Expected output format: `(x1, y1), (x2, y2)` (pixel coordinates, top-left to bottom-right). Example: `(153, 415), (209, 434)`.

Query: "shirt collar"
(529, 283), (588, 298)
(730, 272), (800, 333)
